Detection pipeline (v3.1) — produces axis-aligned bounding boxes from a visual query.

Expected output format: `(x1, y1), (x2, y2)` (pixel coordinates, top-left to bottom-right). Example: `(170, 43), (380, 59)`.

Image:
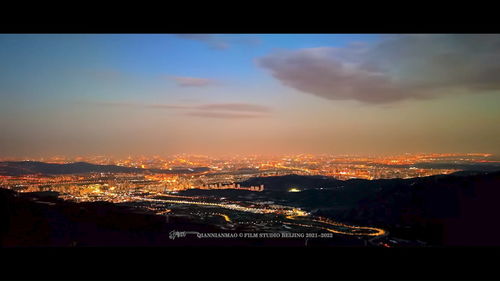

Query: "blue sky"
(0, 34), (381, 104)
(0, 34), (499, 157)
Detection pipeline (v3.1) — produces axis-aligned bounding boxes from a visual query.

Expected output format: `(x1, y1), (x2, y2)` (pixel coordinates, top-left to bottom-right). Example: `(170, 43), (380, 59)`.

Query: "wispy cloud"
(90, 70), (124, 81)
(257, 34), (500, 104)
(80, 101), (188, 110)
(196, 103), (271, 113)
(188, 103), (272, 119)
(87, 101), (138, 108)
(84, 101), (272, 119)
(143, 104), (191, 110)
(187, 111), (268, 119)
(175, 34), (229, 50)
(168, 76), (219, 87)
(175, 34), (261, 50)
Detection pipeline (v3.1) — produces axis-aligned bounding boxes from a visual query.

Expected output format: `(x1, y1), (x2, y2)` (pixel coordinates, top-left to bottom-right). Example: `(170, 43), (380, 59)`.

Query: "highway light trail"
(126, 193), (285, 214)
(285, 215), (386, 237)
(212, 213), (231, 222)
(93, 191), (386, 237)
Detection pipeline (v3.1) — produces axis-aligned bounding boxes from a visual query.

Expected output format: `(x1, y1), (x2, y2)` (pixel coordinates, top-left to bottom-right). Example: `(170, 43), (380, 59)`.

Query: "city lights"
(0, 152), (497, 241)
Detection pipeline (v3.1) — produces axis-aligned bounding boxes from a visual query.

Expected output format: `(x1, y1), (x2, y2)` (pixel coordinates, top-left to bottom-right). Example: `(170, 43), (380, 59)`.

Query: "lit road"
(212, 213), (231, 222)
(285, 215), (386, 236)
(104, 190), (387, 238)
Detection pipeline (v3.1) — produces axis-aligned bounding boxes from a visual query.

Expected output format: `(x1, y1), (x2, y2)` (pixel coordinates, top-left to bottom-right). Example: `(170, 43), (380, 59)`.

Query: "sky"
(0, 34), (499, 158)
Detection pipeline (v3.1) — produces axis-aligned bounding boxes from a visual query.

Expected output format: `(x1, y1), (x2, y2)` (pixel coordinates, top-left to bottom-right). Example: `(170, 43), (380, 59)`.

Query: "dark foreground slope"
(309, 171), (500, 246)
(342, 171), (500, 246)
(183, 171), (500, 246)
(0, 189), (217, 246)
(2, 171), (500, 247)
(0, 189), (350, 247)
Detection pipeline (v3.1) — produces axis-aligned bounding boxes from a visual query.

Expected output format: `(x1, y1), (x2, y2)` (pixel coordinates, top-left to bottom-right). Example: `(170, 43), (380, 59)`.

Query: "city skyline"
(1, 34), (500, 157)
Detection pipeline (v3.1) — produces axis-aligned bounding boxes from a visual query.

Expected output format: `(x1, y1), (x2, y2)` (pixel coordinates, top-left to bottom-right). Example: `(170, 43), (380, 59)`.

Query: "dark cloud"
(257, 35), (500, 104)
(169, 76), (218, 87)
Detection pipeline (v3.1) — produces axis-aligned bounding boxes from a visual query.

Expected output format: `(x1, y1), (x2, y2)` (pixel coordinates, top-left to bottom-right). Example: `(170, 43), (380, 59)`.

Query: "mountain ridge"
(0, 161), (209, 175)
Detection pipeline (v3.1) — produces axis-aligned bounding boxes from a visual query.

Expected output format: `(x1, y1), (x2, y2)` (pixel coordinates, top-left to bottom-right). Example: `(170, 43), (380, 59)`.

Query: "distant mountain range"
(2, 160), (499, 176)
(0, 161), (209, 175)
(377, 162), (500, 171)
